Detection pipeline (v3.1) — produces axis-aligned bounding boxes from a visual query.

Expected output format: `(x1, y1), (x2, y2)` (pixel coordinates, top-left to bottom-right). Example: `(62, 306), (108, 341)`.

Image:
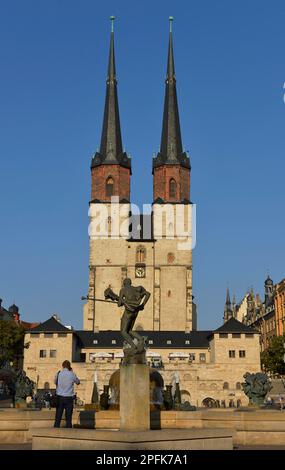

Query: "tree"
(0, 320), (29, 368)
(261, 334), (285, 375)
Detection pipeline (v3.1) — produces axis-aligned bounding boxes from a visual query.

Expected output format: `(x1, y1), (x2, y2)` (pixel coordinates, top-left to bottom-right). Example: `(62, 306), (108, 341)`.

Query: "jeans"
(54, 396), (73, 428)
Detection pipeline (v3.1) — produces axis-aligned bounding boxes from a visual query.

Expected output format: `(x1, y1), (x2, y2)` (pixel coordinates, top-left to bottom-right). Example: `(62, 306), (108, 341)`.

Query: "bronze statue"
(105, 278), (150, 354)
(242, 372), (272, 407)
(14, 370), (35, 406)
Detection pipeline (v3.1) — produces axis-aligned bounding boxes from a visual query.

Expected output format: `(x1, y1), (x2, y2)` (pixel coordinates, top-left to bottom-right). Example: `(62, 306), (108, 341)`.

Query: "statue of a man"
(110, 278), (150, 353)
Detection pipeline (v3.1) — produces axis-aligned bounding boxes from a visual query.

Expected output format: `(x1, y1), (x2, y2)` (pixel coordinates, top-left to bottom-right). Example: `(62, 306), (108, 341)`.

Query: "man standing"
(54, 360), (80, 428)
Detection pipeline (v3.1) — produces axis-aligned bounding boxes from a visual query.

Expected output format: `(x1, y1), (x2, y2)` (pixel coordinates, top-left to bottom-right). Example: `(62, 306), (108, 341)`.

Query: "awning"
(146, 351), (161, 358)
(91, 352), (113, 358)
(114, 352), (124, 358)
(169, 352), (189, 358)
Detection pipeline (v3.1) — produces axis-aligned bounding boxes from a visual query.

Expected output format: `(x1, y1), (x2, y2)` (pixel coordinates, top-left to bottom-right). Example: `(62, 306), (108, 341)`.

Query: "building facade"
(275, 278), (285, 337)
(23, 20), (261, 407)
(24, 316), (260, 407)
(223, 277), (277, 352)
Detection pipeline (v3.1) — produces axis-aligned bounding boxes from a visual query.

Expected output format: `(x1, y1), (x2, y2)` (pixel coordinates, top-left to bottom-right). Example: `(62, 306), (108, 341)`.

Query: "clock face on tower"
(135, 266), (146, 278)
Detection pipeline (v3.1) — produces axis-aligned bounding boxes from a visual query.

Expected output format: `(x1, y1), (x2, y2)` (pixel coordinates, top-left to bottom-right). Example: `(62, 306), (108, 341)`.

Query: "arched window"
(236, 382), (241, 390)
(136, 246), (146, 263)
(223, 382), (229, 390)
(169, 178), (177, 198)
(106, 177), (114, 197)
(106, 216), (112, 234)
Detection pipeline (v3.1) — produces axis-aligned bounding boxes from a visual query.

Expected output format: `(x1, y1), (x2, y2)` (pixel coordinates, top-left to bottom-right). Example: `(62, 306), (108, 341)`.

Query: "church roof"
(213, 317), (259, 334)
(91, 18), (131, 170)
(27, 316), (72, 333)
(153, 18), (190, 171)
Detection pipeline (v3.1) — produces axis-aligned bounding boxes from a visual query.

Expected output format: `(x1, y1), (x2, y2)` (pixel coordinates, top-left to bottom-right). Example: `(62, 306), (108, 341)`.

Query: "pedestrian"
(43, 391), (51, 409)
(54, 360), (80, 428)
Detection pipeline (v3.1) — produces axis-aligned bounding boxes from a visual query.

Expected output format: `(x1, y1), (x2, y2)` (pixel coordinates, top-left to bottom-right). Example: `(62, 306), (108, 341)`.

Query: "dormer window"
(111, 340), (116, 345)
(167, 340), (172, 345)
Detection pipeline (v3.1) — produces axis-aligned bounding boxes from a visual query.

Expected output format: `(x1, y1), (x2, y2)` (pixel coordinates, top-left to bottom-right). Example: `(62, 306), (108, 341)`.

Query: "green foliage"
(261, 334), (285, 375)
(0, 320), (28, 366)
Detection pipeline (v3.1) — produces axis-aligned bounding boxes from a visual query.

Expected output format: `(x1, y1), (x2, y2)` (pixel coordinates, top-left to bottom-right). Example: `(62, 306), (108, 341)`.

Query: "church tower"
(90, 17), (131, 202)
(84, 18), (131, 331)
(152, 18), (193, 332)
(153, 17), (191, 203)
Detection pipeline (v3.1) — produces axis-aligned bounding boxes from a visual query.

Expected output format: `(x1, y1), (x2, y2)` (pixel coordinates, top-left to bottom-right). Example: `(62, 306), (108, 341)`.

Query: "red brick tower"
(153, 17), (191, 203)
(91, 17), (131, 203)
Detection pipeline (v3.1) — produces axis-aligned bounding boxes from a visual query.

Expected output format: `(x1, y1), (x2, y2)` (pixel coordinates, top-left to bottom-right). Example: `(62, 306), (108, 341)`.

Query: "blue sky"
(0, 0), (284, 330)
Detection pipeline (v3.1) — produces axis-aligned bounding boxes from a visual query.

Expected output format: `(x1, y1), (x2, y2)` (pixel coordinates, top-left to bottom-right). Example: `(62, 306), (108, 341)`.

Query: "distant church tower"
(223, 288), (233, 323)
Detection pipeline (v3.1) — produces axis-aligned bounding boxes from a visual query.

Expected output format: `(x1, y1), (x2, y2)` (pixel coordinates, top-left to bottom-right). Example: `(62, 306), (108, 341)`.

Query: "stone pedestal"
(120, 363), (150, 431)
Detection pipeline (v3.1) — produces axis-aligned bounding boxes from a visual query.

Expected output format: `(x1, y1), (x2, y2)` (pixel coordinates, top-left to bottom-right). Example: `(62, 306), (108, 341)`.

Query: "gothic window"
(223, 382), (229, 390)
(169, 178), (177, 198)
(106, 177), (114, 197)
(136, 246), (146, 263)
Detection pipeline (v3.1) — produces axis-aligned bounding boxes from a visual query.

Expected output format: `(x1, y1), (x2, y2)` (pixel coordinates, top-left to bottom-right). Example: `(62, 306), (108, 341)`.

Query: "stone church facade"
(23, 21), (261, 407)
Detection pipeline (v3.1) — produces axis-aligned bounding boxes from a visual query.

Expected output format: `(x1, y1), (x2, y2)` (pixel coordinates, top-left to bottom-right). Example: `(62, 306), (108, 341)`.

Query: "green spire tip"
(110, 16), (115, 33)
(169, 16), (174, 32)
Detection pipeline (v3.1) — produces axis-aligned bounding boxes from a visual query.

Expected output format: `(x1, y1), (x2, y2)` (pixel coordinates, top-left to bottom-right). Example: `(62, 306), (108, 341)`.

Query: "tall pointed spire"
(92, 17), (131, 169)
(226, 288), (231, 305)
(153, 17), (190, 169)
(224, 288), (233, 323)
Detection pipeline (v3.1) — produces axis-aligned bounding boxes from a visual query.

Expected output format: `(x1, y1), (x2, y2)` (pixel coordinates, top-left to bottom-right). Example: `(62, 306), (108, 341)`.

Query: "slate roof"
(91, 28), (131, 170)
(75, 330), (212, 349)
(213, 317), (259, 334)
(152, 27), (190, 171)
(28, 316), (72, 333)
